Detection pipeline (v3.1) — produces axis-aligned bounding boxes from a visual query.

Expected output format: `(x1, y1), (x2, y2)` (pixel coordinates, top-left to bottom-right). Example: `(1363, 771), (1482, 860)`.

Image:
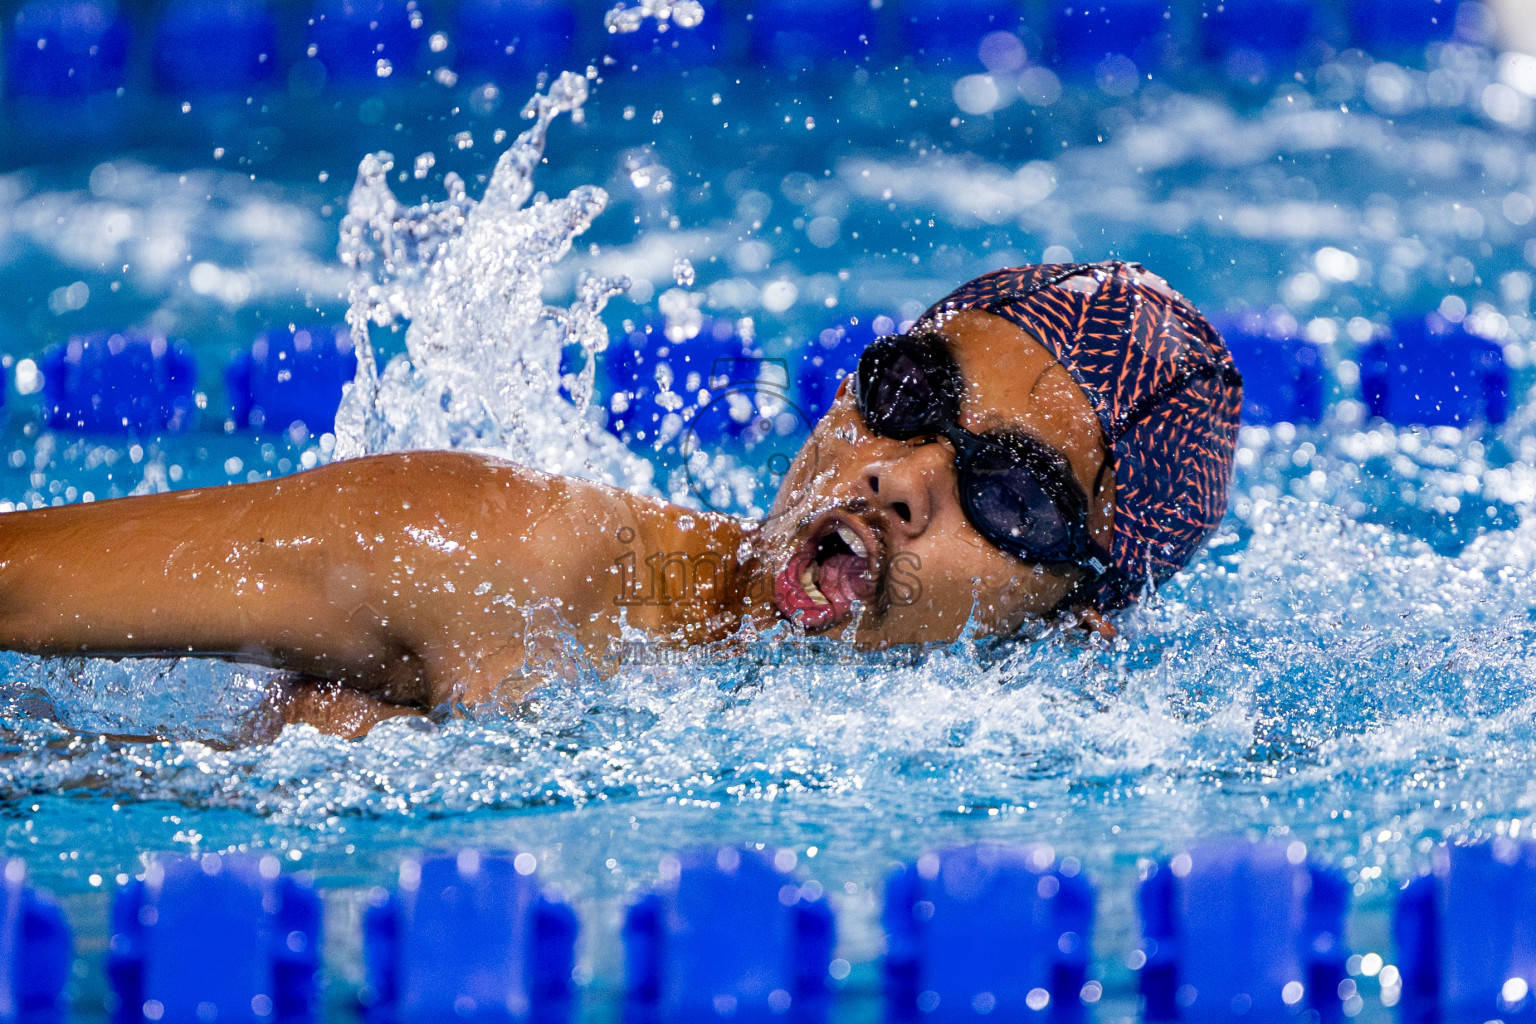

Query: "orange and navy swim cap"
(921, 261), (1244, 610)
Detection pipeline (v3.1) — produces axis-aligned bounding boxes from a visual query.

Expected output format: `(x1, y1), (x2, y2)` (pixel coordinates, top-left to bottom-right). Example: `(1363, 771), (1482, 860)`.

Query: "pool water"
(2, 4), (1536, 1020)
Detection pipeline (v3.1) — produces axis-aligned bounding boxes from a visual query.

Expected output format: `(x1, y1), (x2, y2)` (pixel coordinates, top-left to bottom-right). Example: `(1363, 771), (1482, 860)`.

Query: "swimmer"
(0, 262), (1241, 737)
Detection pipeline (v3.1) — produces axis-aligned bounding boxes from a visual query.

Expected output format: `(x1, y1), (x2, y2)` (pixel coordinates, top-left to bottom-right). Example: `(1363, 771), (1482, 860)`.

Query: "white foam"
(331, 71), (654, 492)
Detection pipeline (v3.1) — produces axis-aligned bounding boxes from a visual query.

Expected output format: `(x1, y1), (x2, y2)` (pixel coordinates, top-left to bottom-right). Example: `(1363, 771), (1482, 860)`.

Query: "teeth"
(799, 563), (830, 605)
(836, 524), (867, 558)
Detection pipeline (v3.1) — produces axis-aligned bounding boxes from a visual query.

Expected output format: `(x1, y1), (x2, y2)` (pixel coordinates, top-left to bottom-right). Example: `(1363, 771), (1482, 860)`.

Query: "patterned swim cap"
(921, 261), (1243, 610)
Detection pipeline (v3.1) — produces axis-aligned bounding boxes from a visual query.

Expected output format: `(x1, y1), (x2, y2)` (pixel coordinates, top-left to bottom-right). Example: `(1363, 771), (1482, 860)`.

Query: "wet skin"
(758, 309), (1114, 643)
(0, 311), (1113, 737)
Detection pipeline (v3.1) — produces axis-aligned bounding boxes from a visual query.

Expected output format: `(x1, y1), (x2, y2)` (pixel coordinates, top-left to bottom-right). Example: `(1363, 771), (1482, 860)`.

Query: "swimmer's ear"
(1074, 605), (1117, 641)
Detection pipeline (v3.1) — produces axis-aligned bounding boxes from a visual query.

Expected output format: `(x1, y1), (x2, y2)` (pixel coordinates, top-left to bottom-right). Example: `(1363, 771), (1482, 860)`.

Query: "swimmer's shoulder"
(301, 448), (536, 487)
(288, 448), (746, 567)
(320, 449), (642, 562)
(279, 449), (570, 509)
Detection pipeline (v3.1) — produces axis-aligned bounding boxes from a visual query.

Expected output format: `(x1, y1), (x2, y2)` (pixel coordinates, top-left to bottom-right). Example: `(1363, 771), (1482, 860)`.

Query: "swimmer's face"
(758, 310), (1115, 644)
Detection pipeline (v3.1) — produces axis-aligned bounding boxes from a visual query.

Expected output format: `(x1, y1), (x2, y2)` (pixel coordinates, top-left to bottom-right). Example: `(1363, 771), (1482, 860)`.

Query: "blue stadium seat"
(1201, 0), (1315, 80)
(362, 851), (578, 1024)
(453, 0), (574, 79)
(1216, 315), (1325, 426)
(0, 860), (72, 1024)
(41, 331), (197, 434)
(1396, 840), (1536, 1024)
(1349, 0), (1457, 57)
(794, 313), (891, 423)
(1049, 0), (1170, 77)
(1139, 840), (1349, 1024)
(7, 0), (129, 98)
(152, 0), (279, 95)
(307, 0), (420, 86)
(883, 843), (1095, 1024)
(750, 0), (877, 70)
(1359, 318), (1508, 428)
(108, 854), (322, 1024)
(624, 846), (835, 1024)
(899, 0), (1027, 67)
(226, 325), (356, 435)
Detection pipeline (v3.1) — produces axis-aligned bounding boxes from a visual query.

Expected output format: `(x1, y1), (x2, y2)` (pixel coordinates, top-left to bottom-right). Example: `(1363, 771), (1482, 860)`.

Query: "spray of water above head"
(332, 70), (656, 494)
(604, 0), (706, 35)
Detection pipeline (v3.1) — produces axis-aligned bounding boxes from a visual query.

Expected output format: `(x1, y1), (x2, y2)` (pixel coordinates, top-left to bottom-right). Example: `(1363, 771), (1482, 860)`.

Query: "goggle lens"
(961, 443), (1081, 562)
(853, 336), (955, 440)
(851, 332), (1102, 574)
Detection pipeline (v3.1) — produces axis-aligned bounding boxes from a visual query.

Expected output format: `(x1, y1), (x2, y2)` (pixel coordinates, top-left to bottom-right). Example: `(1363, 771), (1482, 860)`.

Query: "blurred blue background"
(0, 0), (1529, 508)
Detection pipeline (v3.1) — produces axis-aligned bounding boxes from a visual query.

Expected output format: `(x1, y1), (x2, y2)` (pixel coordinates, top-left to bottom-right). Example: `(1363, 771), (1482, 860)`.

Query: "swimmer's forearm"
(0, 450), (658, 701)
(0, 453), (481, 682)
(278, 679), (424, 739)
(0, 475), (375, 664)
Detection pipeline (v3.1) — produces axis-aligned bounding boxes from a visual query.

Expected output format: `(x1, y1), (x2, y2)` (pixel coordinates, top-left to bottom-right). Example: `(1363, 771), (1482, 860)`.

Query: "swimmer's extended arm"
(0, 450), (729, 723)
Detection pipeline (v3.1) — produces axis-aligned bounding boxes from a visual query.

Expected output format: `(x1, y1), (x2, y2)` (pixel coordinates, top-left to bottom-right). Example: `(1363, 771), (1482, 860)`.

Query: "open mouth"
(772, 511), (882, 632)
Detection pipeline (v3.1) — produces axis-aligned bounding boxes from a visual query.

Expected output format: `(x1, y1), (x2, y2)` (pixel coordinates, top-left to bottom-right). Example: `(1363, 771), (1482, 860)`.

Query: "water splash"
(2, 653), (278, 747)
(604, 0), (706, 35)
(333, 71), (653, 491)
(0, 479), (1533, 856)
(10, 43), (1536, 917)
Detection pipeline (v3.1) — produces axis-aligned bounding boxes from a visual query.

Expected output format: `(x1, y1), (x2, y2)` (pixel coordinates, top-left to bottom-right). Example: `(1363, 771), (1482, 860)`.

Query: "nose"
(857, 439), (956, 540)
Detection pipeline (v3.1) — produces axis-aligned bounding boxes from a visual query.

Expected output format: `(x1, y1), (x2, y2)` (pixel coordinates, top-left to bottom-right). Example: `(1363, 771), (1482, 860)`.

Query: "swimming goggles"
(850, 331), (1112, 578)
